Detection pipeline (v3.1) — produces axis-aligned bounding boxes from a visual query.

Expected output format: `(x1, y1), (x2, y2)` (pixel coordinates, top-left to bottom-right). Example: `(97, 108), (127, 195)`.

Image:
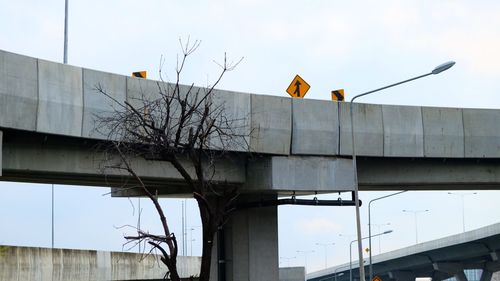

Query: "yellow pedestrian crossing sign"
(286, 74), (310, 98)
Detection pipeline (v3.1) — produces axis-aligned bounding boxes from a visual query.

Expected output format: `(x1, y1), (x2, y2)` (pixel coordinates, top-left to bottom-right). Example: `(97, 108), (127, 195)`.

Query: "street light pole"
(316, 242), (335, 269)
(368, 191), (406, 281)
(448, 192), (477, 232)
(296, 250), (315, 273)
(63, 0), (68, 64)
(402, 209), (429, 244)
(350, 230), (393, 281)
(349, 61), (454, 281)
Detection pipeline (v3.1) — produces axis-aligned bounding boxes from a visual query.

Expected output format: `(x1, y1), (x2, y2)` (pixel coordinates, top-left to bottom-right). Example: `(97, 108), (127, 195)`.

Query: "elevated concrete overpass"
(0, 49), (499, 195)
(308, 223), (500, 281)
(1, 49), (499, 281)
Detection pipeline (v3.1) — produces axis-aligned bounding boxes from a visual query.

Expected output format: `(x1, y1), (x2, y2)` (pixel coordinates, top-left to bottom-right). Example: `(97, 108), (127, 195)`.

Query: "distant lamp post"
(368, 191), (407, 281)
(316, 242), (335, 269)
(280, 256), (296, 267)
(448, 192), (477, 232)
(402, 209), (429, 244)
(350, 61), (454, 281)
(350, 230), (393, 281)
(296, 250), (315, 273)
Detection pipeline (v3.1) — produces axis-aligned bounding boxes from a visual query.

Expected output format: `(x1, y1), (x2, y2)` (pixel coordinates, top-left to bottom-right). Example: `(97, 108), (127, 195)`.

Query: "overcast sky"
(1, 0), (500, 274)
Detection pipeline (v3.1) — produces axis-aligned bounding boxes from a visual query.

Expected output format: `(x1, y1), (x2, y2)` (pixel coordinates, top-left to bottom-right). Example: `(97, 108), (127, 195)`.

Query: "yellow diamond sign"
(286, 74), (310, 98)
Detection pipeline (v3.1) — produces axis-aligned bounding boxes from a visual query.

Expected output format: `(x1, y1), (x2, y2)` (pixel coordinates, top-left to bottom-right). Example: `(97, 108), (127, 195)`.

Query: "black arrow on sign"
(332, 90), (344, 101)
(294, 80), (301, 97)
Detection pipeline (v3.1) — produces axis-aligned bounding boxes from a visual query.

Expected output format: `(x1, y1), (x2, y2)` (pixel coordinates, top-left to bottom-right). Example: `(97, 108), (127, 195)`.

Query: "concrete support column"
(388, 270), (416, 281)
(211, 196), (279, 281)
(480, 270), (493, 281)
(433, 262), (468, 281)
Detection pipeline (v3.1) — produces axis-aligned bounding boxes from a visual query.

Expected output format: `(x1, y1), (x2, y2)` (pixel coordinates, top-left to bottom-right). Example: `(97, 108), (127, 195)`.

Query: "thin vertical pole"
(51, 184), (54, 248)
(63, 0), (68, 64)
(182, 201), (185, 256)
(138, 198), (141, 253)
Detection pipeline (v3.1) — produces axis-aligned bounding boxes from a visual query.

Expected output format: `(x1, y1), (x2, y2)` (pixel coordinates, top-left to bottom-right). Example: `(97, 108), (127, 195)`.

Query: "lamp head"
(383, 230), (393, 234)
(432, 61), (455, 74)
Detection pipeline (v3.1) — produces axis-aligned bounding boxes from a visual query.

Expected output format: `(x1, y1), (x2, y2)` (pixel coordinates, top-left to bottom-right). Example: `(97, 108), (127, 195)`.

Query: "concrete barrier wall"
(279, 267), (306, 281)
(1, 49), (499, 158)
(0, 245), (200, 281)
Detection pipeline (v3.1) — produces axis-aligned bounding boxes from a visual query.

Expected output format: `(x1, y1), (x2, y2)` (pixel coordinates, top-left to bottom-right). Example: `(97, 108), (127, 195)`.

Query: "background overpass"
(308, 223), (500, 281)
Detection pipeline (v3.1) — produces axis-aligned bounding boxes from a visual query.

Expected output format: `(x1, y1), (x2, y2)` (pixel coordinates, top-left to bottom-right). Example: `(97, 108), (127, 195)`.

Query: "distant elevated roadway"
(308, 223), (500, 281)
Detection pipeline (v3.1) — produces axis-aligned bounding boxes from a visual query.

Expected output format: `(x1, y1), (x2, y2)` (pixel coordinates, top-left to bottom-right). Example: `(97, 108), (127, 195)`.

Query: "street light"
(296, 250), (315, 273)
(350, 230), (393, 281)
(280, 256), (296, 267)
(402, 209), (429, 244)
(349, 61), (454, 281)
(316, 242), (335, 269)
(448, 192), (477, 232)
(368, 191), (407, 281)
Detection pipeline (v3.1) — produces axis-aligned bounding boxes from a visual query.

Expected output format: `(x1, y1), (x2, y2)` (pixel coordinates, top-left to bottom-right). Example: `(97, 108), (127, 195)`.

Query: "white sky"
(1, 0), (500, 275)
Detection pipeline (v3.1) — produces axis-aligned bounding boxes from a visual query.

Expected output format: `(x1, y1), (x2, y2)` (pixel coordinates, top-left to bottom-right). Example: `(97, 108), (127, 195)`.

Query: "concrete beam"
(382, 105), (424, 157)
(37, 59), (83, 137)
(250, 94), (291, 155)
(433, 262), (468, 281)
(246, 156), (355, 192)
(422, 107), (464, 157)
(388, 270), (416, 281)
(339, 102), (384, 156)
(292, 98), (338, 155)
(82, 68), (126, 139)
(357, 157), (500, 190)
(0, 50), (38, 131)
(463, 109), (500, 158)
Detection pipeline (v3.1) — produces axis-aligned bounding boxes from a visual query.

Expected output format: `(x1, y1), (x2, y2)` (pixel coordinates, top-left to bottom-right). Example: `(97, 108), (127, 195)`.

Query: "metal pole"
(138, 198), (141, 253)
(350, 231), (393, 281)
(368, 191), (406, 281)
(63, 0), (68, 64)
(51, 184), (54, 248)
(181, 201), (185, 256)
(349, 61), (454, 281)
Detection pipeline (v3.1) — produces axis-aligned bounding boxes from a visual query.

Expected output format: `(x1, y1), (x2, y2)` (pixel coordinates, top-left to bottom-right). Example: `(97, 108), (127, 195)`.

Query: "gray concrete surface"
(339, 102), (384, 156)
(0, 50), (38, 131)
(292, 99), (338, 155)
(463, 108), (500, 158)
(222, 203), (279, 281)
(37, 59), (83, 137)
(0, 245), (200, 281)
(382, 104), (424, 157)
(82, 68), (126, 139)
(250, 94), (291, 155)
(0, 49), (499, 159)
(246, 156), (354, 192)
(280, 267), (306, 281)
(422, 107), (464, 157)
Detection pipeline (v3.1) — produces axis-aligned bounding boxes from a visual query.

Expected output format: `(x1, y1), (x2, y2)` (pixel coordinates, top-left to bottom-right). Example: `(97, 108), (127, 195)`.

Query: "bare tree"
(95, 39), (246, 281)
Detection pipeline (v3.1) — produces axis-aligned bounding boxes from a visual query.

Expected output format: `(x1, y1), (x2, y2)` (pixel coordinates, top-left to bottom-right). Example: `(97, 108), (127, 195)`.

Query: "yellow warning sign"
(286, 74), (310, 98)
(331, 89), (345, 101)
(132, 71), (147, 79)
(372, 276), (383, 281)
